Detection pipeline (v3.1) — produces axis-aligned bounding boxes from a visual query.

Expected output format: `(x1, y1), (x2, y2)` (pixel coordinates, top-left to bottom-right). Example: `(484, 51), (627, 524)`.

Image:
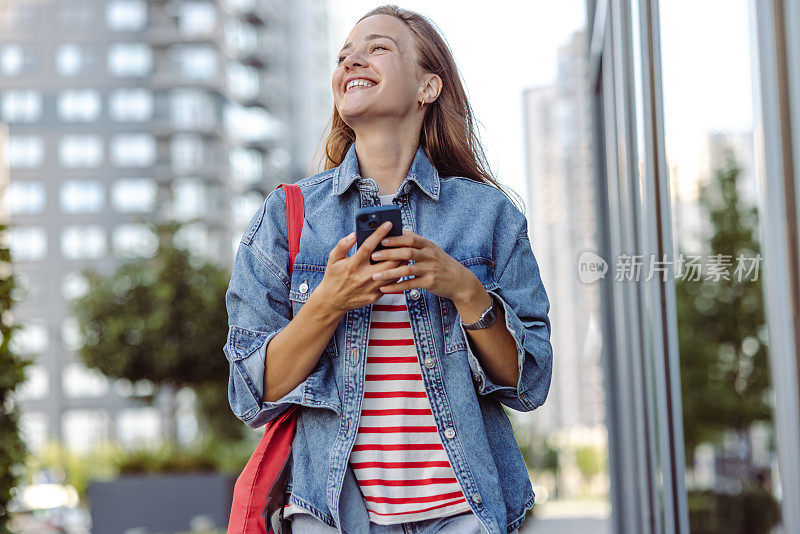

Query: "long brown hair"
(312, 4), (524, 212)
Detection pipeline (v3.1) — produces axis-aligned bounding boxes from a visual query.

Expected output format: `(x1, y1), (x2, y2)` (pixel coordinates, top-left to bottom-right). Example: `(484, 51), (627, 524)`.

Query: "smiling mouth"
(345, 80), (378, 93)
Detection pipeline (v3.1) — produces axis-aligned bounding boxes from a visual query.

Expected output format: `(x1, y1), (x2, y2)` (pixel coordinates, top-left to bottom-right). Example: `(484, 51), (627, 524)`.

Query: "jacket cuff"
(461, 289), (546, 412)
(225, 326), (306, 429)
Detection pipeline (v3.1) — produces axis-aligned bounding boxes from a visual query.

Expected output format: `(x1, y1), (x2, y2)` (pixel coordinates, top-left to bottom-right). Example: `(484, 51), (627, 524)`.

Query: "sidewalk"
(519, 500), (610, 534)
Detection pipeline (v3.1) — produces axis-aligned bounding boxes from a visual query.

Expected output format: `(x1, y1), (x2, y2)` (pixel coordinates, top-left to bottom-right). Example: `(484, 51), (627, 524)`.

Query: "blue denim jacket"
(224, 143), (553, 534)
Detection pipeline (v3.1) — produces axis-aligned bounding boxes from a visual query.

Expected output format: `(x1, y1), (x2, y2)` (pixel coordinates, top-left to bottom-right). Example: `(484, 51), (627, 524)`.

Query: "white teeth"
(346, 79), (376, 91)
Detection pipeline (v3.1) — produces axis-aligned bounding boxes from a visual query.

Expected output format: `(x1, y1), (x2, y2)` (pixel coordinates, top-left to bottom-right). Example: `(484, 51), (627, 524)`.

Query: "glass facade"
(587, 0), (800, 531)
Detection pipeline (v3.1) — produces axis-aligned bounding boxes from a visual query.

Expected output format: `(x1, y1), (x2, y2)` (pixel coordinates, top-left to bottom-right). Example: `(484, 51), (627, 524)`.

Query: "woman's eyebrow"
(340, 34), (400, 53)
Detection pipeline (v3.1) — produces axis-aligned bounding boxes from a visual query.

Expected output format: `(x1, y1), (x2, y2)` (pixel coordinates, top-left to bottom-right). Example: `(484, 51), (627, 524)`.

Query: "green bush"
(687, 488), (780, 534)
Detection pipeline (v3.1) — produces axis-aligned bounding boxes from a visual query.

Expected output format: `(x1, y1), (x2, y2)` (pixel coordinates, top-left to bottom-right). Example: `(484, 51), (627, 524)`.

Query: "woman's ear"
(419, 74), (443, 104)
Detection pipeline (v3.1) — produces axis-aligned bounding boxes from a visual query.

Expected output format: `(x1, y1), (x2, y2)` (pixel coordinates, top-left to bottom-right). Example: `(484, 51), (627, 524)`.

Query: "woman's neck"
(353, 134), (419, 196)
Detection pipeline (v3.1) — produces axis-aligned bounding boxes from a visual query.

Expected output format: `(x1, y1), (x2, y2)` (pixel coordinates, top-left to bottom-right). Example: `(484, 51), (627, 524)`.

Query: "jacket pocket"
(289, 264), (338, 358)
(439, 257), (500, 355)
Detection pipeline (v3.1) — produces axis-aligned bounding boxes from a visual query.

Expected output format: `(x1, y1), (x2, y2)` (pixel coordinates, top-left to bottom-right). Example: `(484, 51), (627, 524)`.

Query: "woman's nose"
(342, 50), (366, 69)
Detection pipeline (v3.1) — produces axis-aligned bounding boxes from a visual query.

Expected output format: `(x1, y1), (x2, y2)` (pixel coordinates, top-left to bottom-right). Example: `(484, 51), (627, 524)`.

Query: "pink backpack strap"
(275, 183), (304, 275)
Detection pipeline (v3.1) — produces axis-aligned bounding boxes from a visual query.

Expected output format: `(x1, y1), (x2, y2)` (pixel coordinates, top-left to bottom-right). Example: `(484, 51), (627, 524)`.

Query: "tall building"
(0, 0), (330, 454)
(522, 29), (605, 435)
(669, 130), (757, 255)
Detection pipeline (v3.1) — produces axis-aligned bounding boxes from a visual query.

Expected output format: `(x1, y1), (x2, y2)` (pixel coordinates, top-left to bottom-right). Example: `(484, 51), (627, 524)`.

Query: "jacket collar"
(331, 143), (441, 201)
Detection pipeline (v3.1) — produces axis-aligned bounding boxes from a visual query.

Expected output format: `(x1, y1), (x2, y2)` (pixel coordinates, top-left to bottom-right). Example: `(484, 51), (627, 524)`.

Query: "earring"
(418, 99), (425, 110)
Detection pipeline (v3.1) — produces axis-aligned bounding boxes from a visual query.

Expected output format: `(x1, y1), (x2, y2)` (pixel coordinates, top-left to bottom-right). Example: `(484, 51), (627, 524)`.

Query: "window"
(108, 43), (152, 77)
(111, 134), (156, 167)
(169, 88), (215, 129)
(229, 147), (262, 183)
(56, 1), (94, 30)
(171, 135), (205, 173)
(178, 1), (217, 37)
(114, 378), (155, 398)
(60, 180), (104, 213)
(1, 90), (42, 122)
(227, 0), (255, 11)
(106, 0), (147, 32)
(61, 317), (82, 352)
(4, 181), (45, 215)
(62, 409), (109, 454)
(0, 3), (39, 30)
(58, 89), (100, 122)
(62, 271), (90, 301)
(8, 135), (43, 168)
(174, 222), (214, 259)
(171, 178), (206, 219)
(170, 44), (217, 81)
(232, 192), (263, 226)
(15, 365), (49, 401)
(7, 226), (47, 261)
(117, 408), (161, 449)
(59, 135), (103, 168)
(227, 63), (259, 100)
(61, 225), (106, 259)
(112, 178), (157, 212)
(18, 412), (48, 455)
(9, 319), (48, 354)
(56, 44), (95, 77)
(109, 88), (152, 122)
(225, 104), (282, 141)
(19, 412), (49, 454)
(63, 361), (109, 398)
(224, 19), (258, 54)
(112, 223), (158, 258)
(0, 44), (37, 76)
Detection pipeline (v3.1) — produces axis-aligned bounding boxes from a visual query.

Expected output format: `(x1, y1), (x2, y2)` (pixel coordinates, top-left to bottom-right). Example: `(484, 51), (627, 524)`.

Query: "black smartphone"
(355, 205), (403, 264)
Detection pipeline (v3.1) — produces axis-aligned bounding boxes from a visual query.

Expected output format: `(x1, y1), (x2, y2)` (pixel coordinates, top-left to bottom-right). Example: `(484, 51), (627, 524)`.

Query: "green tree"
(74, 221), (244, 443)
(0, 222), (31, 532)
(675, 147), (773, 469)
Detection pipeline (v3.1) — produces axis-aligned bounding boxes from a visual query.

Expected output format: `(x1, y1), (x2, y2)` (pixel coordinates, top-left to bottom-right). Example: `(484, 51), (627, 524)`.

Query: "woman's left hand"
(369, 230), (480, 303)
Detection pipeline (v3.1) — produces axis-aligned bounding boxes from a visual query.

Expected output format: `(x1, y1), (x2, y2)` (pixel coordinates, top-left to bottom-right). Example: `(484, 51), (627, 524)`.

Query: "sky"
(325, 0), (587, 203)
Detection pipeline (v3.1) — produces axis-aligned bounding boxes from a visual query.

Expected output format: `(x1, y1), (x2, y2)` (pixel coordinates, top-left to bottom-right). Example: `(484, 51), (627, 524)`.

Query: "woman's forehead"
(345, 14), (410, 49)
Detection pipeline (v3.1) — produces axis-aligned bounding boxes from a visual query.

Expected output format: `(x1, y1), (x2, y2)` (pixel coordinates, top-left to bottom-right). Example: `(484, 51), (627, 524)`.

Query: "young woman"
(224, 5), (553, 534)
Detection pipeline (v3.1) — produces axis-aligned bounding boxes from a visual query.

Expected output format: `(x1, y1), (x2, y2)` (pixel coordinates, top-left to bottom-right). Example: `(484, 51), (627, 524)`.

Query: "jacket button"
(409, 289), (421, 300)
(299, 280), (309, 294)
(472, 493), (482, 504)
(444, 427), (455, 439)
(424, 357), (435, 369)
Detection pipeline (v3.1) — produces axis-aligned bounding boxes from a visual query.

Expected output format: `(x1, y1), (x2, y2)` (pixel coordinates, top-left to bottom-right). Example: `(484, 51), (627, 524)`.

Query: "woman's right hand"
(316, 221), (405, 314)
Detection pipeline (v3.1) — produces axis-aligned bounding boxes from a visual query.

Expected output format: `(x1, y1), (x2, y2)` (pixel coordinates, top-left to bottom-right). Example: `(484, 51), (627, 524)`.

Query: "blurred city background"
(1, 0), (799, 533)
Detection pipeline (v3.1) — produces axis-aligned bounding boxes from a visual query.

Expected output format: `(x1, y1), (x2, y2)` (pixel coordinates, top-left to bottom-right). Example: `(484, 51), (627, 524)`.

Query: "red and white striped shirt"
(348, 193), (471, 524)
(284, 193), (471, 524)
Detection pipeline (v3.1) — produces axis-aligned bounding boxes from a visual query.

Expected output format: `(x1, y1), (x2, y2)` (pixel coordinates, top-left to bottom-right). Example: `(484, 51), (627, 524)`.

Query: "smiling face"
(332, 14), (429, 126)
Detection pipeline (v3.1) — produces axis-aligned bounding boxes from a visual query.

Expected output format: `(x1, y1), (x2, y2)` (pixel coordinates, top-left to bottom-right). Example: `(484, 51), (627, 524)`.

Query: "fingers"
(354, 221), (395, 263)
(329, 232), (357, 263)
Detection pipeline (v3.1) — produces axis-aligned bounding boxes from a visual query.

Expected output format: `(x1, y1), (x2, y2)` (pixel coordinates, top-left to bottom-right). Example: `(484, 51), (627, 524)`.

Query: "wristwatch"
(461, 294), (499, 330)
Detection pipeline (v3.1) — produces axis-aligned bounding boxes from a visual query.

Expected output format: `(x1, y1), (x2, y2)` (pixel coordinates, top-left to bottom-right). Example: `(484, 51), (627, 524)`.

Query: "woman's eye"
(336, 44), (388, 65)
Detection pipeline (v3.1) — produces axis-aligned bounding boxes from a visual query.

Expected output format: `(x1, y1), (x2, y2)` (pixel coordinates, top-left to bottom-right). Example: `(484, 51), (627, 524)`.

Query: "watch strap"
(461, 294), (499, 330)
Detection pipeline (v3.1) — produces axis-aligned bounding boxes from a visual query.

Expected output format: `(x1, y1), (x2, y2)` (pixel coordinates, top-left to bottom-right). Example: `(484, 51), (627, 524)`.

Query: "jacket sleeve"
(223, 187), (309, 429)
(462, 203), (553, 412)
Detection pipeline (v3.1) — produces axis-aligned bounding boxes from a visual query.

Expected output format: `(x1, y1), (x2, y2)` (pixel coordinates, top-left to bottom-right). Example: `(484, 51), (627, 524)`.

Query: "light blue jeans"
(288, 509), (519, 533)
